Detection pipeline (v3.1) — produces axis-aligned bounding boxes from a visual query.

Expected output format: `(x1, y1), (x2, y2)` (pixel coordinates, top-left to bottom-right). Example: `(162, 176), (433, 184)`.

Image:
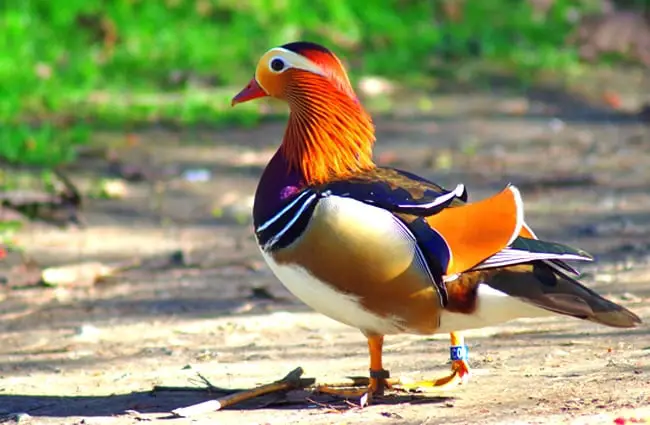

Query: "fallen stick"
(312, 376), (401, 388)
(171, 367), (313, 417)
(165, 369), (428, 417)
(153, 371), (239, 394)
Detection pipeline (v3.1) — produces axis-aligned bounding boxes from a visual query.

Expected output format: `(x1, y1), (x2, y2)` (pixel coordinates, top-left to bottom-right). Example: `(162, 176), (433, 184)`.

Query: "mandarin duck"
(231, 41), (641, 397)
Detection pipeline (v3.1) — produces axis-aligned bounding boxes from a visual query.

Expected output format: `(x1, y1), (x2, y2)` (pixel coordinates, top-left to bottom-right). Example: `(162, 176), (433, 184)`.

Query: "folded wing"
(320, 169), (591, 278)
(313, 171), (639, 327)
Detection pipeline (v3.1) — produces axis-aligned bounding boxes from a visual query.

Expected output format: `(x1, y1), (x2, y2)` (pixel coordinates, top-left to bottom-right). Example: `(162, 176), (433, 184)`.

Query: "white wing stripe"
(506, 185), (525, 247)
(395, 183), (465, 209)
(472, 249), (591, 271)
(391, 213), (447, 306)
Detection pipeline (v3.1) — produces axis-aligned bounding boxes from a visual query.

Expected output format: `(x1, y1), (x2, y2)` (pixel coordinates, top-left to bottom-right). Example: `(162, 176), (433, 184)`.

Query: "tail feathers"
(485, 262), (642, 328)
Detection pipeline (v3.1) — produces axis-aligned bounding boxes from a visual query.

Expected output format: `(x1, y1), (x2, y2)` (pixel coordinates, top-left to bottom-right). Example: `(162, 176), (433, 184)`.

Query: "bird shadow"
(0, 387), (451, 419)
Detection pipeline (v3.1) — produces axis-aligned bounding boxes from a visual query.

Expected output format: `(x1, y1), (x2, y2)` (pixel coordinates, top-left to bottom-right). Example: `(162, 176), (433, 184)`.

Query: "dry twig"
(158, 368), (415, 417)
(170, 367), (313, 417)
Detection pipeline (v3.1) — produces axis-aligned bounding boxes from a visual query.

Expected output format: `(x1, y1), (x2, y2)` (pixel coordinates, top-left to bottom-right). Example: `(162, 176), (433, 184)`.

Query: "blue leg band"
(450, 345), (469, 361)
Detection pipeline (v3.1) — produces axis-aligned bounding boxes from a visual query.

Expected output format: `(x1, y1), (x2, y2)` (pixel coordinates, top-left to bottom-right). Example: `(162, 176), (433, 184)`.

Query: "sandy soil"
(1, 87), (650, 425)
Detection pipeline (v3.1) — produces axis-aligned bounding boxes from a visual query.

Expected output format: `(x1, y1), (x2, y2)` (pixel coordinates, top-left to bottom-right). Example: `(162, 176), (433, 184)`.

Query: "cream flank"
(261, 250), (405, 335)
(262, 249), (553, 335)
(437, 283), (553, 333)
(259, 194), (433, 335)
(258, 190), (555, 336)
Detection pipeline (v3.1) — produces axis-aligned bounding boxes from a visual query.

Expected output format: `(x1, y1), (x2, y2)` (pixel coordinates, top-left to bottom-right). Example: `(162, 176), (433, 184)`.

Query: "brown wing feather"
(353, 167), (466, 205)
(483, 263), (641, 328)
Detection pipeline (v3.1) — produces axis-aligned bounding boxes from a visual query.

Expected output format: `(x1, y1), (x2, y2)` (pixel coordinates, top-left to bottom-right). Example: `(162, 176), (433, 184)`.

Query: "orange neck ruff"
(280, 72), (376, 186)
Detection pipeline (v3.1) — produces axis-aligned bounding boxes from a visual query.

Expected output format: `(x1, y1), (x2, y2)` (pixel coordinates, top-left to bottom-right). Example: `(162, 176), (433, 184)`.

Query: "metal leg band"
(369, 369), (390, 379)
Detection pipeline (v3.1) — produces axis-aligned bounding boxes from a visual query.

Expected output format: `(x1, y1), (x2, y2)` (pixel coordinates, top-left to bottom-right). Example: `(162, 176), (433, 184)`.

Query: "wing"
(418, 185), (524, 275)
(317, 168), (591, 279)
(257, 167), (467, 252)
(471, 237), (593, 271)
(413, 185), (592, 276)
(450, 263), (641, 328)
(314, 167), (468, 215)
(516, 222), (583, 276)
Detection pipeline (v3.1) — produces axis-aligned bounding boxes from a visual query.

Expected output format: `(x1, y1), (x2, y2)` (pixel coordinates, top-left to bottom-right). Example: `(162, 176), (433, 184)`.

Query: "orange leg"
(316, 332), (470, 398)
(394, 331), (471, 392)
(316, 334), (390, 398)
(368, 334), (391, 395)
(449, 332), (471, 383)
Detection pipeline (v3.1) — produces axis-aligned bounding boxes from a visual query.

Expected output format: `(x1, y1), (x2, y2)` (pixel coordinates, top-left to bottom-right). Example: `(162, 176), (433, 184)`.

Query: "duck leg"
(366, 333), (392, 395)
(316, 333), (391, 398)
(395, 332), (470, 392)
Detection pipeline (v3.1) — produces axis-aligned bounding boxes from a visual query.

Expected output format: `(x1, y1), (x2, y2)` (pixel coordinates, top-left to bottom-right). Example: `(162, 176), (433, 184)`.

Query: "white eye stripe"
(255, 47), (329, 94)
(263, 47), (326, 77)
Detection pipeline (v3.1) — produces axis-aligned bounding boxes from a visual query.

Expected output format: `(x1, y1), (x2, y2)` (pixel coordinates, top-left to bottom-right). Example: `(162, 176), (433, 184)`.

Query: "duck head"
(231, 41), (376, 186)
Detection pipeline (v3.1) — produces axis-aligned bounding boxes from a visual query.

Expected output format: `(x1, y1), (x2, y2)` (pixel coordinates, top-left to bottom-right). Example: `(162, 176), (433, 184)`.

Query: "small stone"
(75, 324), (101, 341)
(12, 412), (31, 423)
(182, 169), (212, 182)
(620, 292), (642, 302)
(595, 274), (615, 283)
(100, 179), (128, 199)
(548, 118), (565, 133)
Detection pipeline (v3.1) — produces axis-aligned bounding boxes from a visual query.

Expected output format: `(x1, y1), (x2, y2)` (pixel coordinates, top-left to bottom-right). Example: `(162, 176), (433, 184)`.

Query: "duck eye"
(270, 58), (286, 72)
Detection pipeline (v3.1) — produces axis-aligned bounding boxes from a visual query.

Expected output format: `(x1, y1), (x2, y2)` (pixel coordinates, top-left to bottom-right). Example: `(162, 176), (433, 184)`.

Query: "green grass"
(0, 0), (629, 167)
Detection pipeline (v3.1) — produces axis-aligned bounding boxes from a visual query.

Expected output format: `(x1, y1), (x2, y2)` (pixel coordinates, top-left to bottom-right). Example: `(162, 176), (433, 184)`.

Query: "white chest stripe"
(257, 189), (314, 232)
(263, 192), (318, 250)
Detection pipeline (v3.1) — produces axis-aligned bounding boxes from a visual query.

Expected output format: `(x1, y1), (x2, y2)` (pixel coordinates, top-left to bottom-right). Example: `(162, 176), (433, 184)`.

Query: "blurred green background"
(1, 0), (649, 166)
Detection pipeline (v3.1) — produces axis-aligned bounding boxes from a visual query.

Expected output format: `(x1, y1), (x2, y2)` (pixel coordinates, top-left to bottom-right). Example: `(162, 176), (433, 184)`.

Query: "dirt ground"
(1, 82), (650, 424)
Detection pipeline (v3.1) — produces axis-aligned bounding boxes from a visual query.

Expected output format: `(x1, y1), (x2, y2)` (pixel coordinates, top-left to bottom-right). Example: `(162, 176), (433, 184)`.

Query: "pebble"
(182, 169), (212, 182)
(74, 324), (101, 341)
(12, 413), (31, 423)
(548, 118), (566, 133)
(620, 292), (642, 302)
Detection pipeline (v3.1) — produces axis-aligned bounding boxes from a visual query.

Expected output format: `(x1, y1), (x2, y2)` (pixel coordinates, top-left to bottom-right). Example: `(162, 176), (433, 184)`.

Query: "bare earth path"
(1, 89), (650, 424)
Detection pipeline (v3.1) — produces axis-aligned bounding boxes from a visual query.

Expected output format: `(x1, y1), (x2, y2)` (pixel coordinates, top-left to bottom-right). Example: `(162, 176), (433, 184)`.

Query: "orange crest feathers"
(280, 41), (356, 101)
(278, 42), (376, 185)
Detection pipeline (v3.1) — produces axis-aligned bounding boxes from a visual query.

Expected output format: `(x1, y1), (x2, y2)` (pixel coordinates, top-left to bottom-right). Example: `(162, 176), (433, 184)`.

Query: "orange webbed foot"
(315, 369), (392, 403)
(394, 332), (471, 392)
